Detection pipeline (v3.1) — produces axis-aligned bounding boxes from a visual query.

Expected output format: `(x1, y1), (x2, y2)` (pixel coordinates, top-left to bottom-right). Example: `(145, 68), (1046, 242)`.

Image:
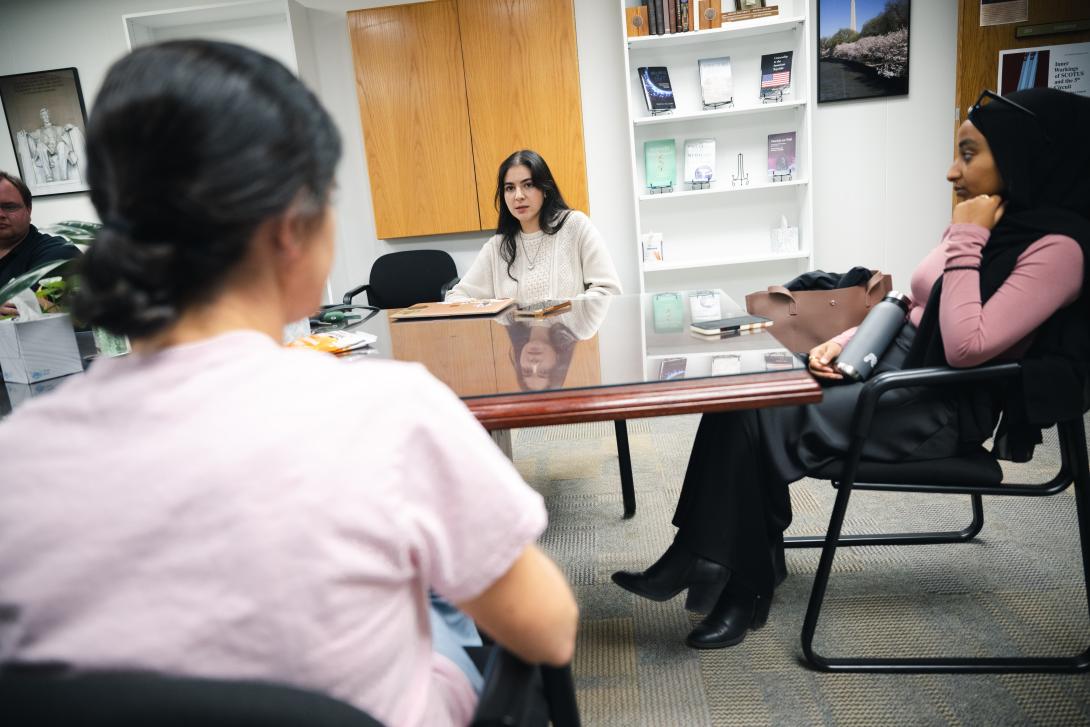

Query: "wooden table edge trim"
(464, 371), (822, 430)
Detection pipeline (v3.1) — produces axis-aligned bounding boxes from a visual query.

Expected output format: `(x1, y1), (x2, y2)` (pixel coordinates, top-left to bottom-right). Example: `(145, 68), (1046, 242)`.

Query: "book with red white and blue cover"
(759, 51), (793, 102)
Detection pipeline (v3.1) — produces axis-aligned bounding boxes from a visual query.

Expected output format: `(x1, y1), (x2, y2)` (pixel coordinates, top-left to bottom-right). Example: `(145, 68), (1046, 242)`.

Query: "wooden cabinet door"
(348, 2), (481, 239)
(457, 0), (589, 228)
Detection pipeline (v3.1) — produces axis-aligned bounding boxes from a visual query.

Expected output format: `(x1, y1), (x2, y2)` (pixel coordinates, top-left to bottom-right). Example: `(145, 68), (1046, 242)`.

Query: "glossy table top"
(347, 290), (821, 429)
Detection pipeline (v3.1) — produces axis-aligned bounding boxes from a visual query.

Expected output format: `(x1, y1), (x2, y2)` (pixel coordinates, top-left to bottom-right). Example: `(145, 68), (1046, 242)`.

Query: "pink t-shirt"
(833, 224), (1083, 366)
(0, 331), (547, 727)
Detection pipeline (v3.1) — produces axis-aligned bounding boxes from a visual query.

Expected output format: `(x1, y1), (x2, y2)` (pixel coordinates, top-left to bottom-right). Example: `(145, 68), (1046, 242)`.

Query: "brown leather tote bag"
(744, 271), (893, 354)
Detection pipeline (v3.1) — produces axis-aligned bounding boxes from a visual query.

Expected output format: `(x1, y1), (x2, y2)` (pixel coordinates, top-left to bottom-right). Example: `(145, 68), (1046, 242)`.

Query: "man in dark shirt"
(0, 171), (81, 316)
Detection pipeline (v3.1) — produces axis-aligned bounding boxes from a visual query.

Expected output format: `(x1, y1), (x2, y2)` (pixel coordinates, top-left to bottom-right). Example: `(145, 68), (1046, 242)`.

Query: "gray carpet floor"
(513, 415), (1090, 726)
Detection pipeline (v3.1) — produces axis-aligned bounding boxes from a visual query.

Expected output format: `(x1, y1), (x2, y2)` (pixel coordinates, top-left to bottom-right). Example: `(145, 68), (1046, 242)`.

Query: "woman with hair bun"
(0, 41), (576, 726)
(445, 149), (622, 304)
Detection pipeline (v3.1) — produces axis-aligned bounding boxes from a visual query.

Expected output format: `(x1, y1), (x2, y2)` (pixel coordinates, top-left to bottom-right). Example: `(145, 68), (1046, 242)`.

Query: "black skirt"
(671, 322), (967, 597)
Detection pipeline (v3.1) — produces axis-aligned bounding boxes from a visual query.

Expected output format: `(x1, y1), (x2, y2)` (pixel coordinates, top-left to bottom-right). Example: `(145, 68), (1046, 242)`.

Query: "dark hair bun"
(74, 40), (341, 338)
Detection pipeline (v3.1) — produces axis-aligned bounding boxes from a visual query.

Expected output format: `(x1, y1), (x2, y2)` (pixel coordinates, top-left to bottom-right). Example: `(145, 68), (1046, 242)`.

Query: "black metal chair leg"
(800, 463), (858, 670)
(541, 664), (581, 727)
(785, 494), (984, 548)
(1064, 420), (1090, 639)
(614, 420), (636, 519)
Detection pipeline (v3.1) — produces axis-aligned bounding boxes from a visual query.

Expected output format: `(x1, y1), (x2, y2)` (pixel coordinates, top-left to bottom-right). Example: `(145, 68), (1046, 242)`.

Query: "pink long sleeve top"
(832, 223), (1083, 367)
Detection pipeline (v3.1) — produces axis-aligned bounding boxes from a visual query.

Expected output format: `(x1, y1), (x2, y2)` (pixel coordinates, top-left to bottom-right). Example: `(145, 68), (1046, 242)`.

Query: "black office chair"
(785, 362), (1090, 673)
(1, 648), (580, 727)
(344, 249), (460, 310)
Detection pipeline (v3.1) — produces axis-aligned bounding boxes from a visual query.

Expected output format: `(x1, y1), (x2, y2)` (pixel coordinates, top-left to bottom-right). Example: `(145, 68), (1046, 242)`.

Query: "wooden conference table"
(349, 290), (822, 516)
(0, 291), (821, 516)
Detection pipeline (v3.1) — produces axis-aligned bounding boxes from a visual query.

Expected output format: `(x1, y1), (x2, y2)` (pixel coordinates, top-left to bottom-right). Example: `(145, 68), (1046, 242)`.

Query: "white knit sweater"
(445, 211), (622, 305)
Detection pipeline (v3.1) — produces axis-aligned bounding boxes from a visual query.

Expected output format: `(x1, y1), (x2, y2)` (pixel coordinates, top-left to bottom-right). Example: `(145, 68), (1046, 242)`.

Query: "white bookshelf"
(620, 0), (815, 302)
(122, 1), (318, 91)
(121, 0), (327, 299)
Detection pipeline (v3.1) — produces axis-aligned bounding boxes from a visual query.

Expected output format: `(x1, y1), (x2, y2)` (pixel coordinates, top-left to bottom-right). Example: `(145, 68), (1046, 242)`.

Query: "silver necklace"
(523, 235), (546, 271)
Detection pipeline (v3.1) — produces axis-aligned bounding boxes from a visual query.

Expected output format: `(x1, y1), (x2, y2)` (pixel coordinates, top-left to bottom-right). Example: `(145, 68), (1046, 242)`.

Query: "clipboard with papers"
(388, 298), (515, 320)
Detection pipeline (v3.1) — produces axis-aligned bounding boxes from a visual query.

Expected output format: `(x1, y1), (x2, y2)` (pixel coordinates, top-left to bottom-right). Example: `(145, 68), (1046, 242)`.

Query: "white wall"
(1, 0), (954, 302)
(809, 0), (958, 290)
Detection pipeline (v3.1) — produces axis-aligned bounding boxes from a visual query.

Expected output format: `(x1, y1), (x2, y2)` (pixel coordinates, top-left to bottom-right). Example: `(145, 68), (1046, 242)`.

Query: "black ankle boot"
(685, 584), (771, 649)
(612, 542), (728, 612)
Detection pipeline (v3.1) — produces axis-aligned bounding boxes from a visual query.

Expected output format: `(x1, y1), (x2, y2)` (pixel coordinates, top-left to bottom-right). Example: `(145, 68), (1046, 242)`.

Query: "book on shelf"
(698, 56), (733, 106)
(641, 231), (664, 262)
(652, 292), (684, 333)
(659, 356), (688, 380)
(688, 290), (722, 323)
(637, 66), (675, 112)
(666, 0), (675, 33)
(764, 350), (797, 371)
(766, 131), (796, 182)
(644, 138), (676, 189)
(698, 0), (721, 29)
(679, 0), (691, 31)
(723, 4), (779, 23)
(711, 354), (742, 376)
(760, 51), (793, 102)
(625, 5), (649, 37)
(658, 356), (687, 380)
(683, 138), (716, 184)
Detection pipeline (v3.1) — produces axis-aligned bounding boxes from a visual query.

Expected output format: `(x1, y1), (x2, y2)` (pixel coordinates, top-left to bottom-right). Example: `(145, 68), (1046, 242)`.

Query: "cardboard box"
(0, 313), (83, 384)
(4, 375), (68, 412)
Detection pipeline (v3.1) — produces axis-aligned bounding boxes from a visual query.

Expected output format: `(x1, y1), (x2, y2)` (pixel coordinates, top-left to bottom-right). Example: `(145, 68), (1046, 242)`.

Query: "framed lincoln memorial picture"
(0, 67), (90, 197)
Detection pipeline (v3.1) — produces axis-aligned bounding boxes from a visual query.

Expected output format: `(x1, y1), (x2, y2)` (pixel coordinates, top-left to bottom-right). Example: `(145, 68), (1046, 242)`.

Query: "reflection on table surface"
(354, 290), (806, 400)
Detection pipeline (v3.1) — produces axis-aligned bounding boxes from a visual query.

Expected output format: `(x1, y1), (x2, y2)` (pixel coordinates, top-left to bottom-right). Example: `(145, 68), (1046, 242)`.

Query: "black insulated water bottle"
(835, 292), (910, 382)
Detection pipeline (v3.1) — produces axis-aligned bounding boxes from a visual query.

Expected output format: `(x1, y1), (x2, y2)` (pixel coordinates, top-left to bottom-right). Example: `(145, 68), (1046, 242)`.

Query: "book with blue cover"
(638, 66), (676, 112)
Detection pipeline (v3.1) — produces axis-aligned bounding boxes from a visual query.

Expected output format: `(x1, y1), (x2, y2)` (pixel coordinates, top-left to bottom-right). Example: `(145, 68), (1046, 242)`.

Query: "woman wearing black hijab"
(613, 87), (1090, 649)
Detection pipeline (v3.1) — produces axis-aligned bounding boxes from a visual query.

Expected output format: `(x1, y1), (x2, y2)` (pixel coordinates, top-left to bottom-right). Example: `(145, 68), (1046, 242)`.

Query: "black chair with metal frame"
(1, 648), (581, 727)
(785, 362), (1090, 673)
(343, 249), (460, 311)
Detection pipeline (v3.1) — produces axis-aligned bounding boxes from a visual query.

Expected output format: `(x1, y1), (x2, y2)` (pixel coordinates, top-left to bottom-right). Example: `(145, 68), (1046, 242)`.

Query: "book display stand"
(622, 0), (813, 303)
(761, 88), (785, 103)
(731, 153), (750, 187)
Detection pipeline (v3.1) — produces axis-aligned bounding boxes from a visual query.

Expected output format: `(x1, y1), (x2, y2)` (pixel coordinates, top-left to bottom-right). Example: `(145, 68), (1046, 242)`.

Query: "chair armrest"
(850, 362), (1022, 439)
(311, 304), (380, 331)
(471, 647), (539, 727)
(440, 276), (461, 299)
(470, 647), (579, 727)
(342, 283), (370, 305)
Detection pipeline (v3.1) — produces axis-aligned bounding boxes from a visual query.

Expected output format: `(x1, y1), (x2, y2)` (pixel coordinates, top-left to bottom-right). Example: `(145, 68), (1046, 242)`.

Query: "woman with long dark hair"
(0, 41), (577, 726)
(613, 87), (1090, 650)
(445, 149), (621, 303)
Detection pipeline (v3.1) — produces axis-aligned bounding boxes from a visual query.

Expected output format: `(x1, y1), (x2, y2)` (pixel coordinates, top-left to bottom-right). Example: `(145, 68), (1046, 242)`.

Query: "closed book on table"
(638, 66), (675, 111)
(690, 314), (772, 336)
